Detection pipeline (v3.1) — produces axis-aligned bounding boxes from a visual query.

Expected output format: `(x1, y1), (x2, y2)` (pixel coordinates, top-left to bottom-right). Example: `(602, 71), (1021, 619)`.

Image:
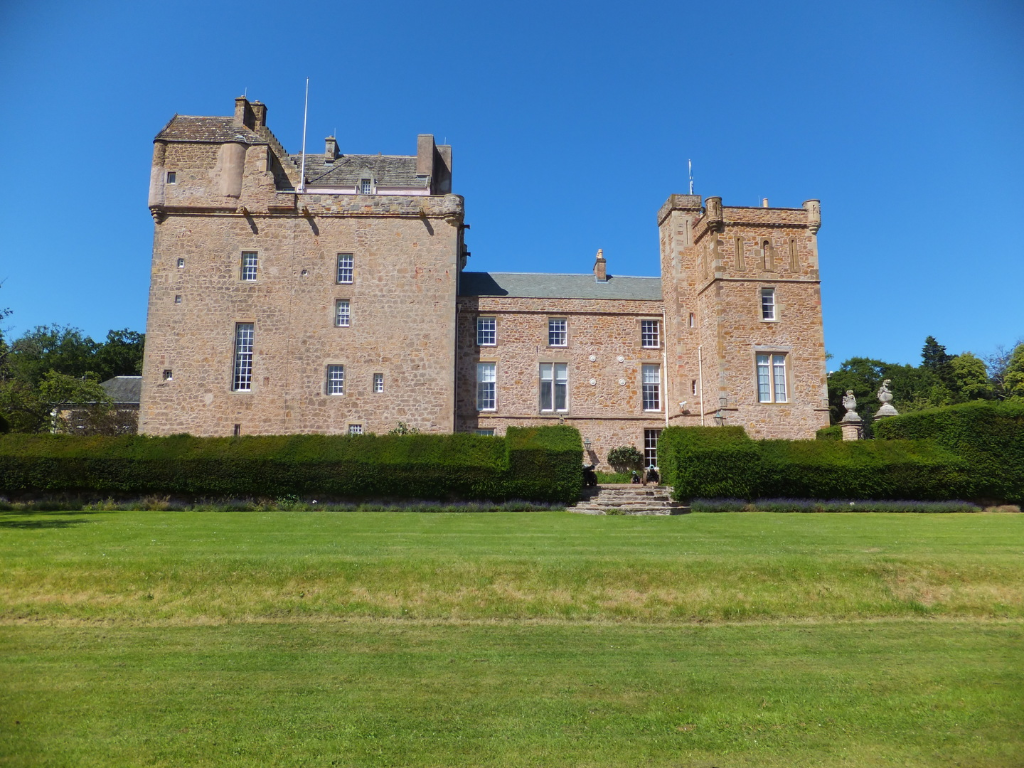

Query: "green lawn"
(1, 510), (1022, 766)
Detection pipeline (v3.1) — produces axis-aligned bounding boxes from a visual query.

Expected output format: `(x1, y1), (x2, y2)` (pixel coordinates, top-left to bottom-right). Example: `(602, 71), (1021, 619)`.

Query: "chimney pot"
(762, 197), (769, 208)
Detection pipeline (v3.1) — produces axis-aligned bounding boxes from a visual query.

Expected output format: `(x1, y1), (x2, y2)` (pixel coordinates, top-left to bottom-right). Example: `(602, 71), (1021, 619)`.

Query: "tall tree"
(921, 336), (952, 372)
(1004, 343), (1024, 400)
(948, 352), (993, 401)
(94, 328), (145, 380)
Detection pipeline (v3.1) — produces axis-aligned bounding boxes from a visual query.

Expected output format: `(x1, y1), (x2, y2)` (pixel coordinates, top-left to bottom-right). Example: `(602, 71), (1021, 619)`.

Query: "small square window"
(166, 171), (176, 184)
(477, 317), (496, 346)
(641, 319), (660, 348)
(360, 178), (372, 194)
(326, 364), (345, 395)
(174, 295), (182, 304)
(349, 424), (363, 435)
(337, 254), (353, 284)
(373, 373), (384, 393)
(548, 318), (567, 347)
(177, 258), (185, 268)
(335, 299), (350, 327)
(761, 288), (776, 321)
(162, 369), (173, 381)
(241, 252), (258, 282)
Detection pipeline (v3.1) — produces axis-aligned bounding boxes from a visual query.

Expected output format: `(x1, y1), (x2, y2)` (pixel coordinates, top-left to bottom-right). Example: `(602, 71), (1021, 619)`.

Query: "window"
(477, 363), (496, 411)
(349, 424), (363, 435)
(233, 424), (241, 437)
(642, 365), (661, 411)
(641, 320), (660, 348)
(326, 364), (345, 395)
(177, 258), (185, 268)
(162, 369), (173, 381)
(691, 379), (698, 396)
(548, 318), (567, 347)
(232, 323), (254, 391)
(539, 363), (568, 412)
(335, 299), (350, 328)
(337, 254), (353, 284)
(688, 313), (696, 328)
(735, 236), (745, 271)
(241, 252), (258, 281)
(477, 317), (496, 346)
(166, 171), (176, 184)
(761, 288), (776, 321)
(174, 295), (182, 304)
(756, 353), (788, 403)
(475, 429), (495, 436)
(373, 373), (384, 393)
(360, 178), (372, 194)
(644, 429), (661, 468)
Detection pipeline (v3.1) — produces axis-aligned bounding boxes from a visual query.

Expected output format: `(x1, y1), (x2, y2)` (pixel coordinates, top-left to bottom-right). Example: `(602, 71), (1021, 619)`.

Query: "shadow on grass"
(0, 511), (102, 529)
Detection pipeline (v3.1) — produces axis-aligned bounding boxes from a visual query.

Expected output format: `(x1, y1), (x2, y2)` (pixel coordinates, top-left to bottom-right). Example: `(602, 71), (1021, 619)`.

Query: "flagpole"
(298, 78), (309, 193)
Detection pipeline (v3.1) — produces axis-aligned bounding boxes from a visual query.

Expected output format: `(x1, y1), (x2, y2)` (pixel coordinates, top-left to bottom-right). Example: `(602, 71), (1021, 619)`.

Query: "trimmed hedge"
(874, 400), (1024, 504)
(0, 426), (583, 504)
(815, 425), (842, 441)
(659, 426), (968, 502)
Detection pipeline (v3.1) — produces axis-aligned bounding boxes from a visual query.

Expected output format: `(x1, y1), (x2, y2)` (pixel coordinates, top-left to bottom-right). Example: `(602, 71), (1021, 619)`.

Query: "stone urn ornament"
(874, 379), (899, 419)
(840, 390), (863, 440)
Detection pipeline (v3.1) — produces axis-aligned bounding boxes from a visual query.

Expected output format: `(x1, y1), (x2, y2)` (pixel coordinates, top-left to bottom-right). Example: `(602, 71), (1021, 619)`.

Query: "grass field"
(1, 509), (1022, 766)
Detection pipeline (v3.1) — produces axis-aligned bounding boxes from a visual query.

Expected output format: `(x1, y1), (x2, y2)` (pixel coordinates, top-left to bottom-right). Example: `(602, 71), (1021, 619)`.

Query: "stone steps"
(571, 483), (689, 516)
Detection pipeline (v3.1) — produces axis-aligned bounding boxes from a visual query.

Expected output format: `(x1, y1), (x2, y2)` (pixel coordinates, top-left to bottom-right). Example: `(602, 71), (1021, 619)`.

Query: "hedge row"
(0, 425), (583, 504)
(659, 426), (969, 502)
(874, 400), (1024, 504)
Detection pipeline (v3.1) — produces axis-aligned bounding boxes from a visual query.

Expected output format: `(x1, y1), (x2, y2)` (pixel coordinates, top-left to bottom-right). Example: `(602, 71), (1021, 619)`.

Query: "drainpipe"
(662, 309), (669, 428)
(698, 345), (705, 426)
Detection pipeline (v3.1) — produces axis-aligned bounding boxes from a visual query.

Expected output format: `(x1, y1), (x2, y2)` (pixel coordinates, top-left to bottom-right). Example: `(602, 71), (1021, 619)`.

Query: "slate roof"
(459, 272), (662, 301)
(100, 376), (142, 405)
(155, 115), (268, 145)
(300, 154), (428, 189)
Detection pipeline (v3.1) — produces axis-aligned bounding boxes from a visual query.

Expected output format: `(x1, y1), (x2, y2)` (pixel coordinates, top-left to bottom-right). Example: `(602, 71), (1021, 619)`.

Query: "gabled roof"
(300, 154), (428, 189)
(459, 272), (662, 301)
(100, 376), (142, 405)
(155, 116), (268, 145)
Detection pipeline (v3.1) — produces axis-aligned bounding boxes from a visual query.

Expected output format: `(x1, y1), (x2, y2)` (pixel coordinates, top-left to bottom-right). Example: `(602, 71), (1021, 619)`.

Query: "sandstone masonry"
(141, 97), (829, 468)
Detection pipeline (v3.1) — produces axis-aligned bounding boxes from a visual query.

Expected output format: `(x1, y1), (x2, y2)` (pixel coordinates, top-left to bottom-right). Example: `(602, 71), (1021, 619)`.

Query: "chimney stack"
(325, 136), (338, 161)
(234, 96), (255, 130)
(594, 249), (607, 282)
(762, 197), (769, 208)
(251, 100), (267, 128)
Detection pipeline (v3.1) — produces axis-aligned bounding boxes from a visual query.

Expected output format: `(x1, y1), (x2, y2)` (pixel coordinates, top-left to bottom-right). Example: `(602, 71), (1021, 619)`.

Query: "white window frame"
(644, 429), (661, 468)
(348, 424), (363, 435)
(241, 252), (258, 282)
(360, 178), (372, 194)
(335, 299), (350, 328)
(642, 364), (661, 412)
(539, 362), (568, 412)
(761, 288), (776, 321)
(373, 373), (384, 393)
(641, 319), (660, 349)
(548, 318), (567, 347)
(477, 316), (496, 346)
(326, 364), (345, 396)
(232, 323), (254, 392)
(756, 353), (788, 403)
(477, 362), (496, 411)
(337, 254), (353, 284)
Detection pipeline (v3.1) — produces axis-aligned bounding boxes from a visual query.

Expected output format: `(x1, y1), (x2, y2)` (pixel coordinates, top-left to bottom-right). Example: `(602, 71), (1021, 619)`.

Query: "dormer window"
(360, 178), (372, 194)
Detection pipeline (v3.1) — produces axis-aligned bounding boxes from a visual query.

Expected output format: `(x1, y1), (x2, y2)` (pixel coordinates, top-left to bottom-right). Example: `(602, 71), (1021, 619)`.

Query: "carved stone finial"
(840, 390), (861, 422)
(874, 379), (899, 419)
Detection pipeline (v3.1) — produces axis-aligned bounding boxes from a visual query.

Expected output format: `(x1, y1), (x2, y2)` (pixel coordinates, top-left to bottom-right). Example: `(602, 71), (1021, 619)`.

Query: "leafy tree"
(94, 328), (145, 380)
(948, 352), (993, 401)
(827, 356), (953, 426)
(7, 325), (98, 387)
(1004, 343), (1024, 400)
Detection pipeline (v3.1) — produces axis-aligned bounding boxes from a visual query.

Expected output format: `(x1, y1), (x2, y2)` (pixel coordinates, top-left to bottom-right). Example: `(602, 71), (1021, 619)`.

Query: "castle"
(140, 96), (829, 467)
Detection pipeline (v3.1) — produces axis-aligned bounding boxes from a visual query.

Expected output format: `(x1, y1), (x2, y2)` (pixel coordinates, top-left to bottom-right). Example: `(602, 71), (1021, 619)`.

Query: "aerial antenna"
(243, 87), (247, 99)
(688, 159), (693, 195)
(298, 78), (309, 193)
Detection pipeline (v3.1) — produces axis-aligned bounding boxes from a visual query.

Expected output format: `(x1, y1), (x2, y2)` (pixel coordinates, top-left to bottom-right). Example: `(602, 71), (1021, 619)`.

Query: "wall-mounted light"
(583, 438), (592, 451)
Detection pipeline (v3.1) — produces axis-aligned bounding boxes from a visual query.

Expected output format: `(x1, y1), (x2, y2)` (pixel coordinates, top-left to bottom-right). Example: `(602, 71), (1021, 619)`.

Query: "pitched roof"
(459, 272), (662, 301)
(100, 376), (142, 405)
(299, 154), (428, 189)
(155, 115), (268, 145)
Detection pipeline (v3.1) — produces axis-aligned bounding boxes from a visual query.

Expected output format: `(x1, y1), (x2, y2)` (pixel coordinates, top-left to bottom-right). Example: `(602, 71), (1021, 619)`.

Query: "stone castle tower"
(140, 96), (828, 464)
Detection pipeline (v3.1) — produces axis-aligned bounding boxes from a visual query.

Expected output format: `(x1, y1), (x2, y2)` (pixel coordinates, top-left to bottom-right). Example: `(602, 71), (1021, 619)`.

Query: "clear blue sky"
(1, 0), (1021, 367)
